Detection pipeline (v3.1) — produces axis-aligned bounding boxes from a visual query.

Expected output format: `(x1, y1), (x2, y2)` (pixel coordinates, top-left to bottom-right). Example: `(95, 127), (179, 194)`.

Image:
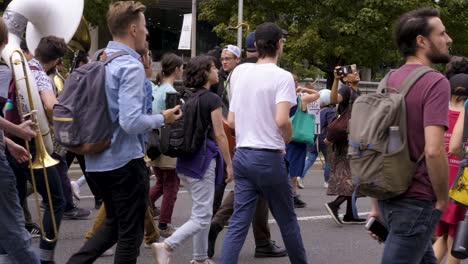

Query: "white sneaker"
(297, 178), (304, 189)
(100, 248), (114, 257)
(190, 259), (216, 264)
(323, 182), (329, 188)
(151, 242), (172, 264)
(70, 180), (81, 200)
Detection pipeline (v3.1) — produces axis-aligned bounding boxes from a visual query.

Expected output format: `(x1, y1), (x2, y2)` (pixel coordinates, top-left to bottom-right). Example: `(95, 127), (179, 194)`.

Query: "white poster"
(178, 14), (192, 50)
(307, 98), (321, 135)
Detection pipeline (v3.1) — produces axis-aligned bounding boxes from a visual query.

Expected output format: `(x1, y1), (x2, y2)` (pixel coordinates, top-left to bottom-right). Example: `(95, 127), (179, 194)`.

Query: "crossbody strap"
(462, 101), (468, 159)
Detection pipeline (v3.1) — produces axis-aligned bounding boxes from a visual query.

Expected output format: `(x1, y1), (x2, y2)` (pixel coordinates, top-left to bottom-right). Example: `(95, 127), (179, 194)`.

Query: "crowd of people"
(0, 2), (466, 264)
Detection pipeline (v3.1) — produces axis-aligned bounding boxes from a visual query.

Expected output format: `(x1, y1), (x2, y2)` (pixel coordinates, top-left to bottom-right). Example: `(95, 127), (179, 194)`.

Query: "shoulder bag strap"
(398, 66), (434, 97)
(462, 101), (468, 147)
(376, 70), (396, 94)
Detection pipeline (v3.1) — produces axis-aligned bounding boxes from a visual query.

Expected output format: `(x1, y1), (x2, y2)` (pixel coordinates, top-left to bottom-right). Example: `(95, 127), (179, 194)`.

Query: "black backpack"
(159, 88), (209, 157)
(52, 49), (127, 155)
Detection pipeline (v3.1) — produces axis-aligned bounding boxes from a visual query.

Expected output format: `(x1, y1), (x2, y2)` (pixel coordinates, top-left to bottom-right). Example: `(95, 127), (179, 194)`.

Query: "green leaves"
(199, 0), (468, 83)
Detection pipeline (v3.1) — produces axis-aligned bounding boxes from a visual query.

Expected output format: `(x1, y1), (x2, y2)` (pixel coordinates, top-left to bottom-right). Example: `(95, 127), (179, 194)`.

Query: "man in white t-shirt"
(220, 22), (308, 264)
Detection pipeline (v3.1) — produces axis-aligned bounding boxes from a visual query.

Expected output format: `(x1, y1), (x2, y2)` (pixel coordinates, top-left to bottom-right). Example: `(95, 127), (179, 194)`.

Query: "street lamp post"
(237, 0), (243, 51)
(191, 0), (197, 57)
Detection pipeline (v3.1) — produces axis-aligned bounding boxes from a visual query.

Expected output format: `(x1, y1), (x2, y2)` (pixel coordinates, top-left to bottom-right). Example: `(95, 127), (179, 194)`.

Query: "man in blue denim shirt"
(68, 2), (181, 264)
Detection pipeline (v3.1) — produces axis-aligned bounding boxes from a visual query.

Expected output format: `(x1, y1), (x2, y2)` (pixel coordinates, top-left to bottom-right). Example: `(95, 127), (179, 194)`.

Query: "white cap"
(223, 44), (241, 58)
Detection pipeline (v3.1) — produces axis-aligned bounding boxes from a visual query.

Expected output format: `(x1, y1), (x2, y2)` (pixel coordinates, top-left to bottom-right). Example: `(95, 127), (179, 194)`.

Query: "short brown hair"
(107, 1), (146, 38)
(0, 18), (8, 46)
(35, 36), (68, 64)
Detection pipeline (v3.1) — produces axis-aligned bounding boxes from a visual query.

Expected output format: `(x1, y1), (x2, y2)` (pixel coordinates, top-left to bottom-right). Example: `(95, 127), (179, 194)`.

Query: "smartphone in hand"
(365, 217), (388, 242)
(166, 92), (181, 109)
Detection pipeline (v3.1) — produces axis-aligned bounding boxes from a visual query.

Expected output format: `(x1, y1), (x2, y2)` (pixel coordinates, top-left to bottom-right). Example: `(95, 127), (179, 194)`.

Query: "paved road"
(26, 166), (467, 264)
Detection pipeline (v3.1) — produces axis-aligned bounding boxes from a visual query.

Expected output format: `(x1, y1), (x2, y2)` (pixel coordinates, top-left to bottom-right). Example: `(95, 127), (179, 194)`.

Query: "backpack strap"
(376, 70), (396, 93)
(398, 66), (434, 97)
(400, 66), (434, 165)
(104, 51), (129, 64)
(463, 101), (468, 144)
(91, 49), (128, 64)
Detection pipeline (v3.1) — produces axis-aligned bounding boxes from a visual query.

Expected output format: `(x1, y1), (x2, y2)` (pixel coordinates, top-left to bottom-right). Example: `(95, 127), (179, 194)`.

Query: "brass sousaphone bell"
(53, 17), (91, 96)
(2, 0), (84, 243)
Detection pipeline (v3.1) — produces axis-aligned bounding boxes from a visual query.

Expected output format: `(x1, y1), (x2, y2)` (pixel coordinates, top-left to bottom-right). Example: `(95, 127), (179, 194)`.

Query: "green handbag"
(291, 95), (316, 144)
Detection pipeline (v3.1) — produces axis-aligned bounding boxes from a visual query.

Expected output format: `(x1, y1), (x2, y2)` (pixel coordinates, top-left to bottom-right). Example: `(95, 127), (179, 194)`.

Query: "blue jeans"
(165, 159), (216, 261)
(302, 144), (329, 183)
(0, 154), (39, 264)
(378, 198), (442, 264)
(220, 149), (308, 264)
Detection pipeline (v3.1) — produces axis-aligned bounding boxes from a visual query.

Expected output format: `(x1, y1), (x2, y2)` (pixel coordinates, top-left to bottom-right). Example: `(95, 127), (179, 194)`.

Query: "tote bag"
(291, 95), (315, 144)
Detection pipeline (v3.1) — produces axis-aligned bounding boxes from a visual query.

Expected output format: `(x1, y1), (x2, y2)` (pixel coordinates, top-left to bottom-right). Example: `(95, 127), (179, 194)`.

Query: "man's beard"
(427, 40), (451, 64)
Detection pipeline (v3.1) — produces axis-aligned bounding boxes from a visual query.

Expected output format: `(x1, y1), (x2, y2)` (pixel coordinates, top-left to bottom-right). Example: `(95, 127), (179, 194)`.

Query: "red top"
(440, 109), (466, 224)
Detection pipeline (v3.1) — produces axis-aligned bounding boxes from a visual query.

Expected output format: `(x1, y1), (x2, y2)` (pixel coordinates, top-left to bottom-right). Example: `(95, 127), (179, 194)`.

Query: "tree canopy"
(199, 0), (468, 84)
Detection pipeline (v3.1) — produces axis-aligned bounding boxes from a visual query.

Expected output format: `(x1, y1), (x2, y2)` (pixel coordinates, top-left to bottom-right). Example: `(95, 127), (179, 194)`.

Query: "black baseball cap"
(450, 73), (468, 96)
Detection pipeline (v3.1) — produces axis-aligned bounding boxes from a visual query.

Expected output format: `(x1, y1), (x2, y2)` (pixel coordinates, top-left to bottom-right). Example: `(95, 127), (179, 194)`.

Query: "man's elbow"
(120, 119), (141, 134)
(276, 118), (291, 130)
(425, 145), (446, 160)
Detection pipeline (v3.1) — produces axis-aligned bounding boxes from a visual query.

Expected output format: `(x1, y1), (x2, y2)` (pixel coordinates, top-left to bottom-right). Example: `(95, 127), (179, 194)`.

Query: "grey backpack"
(348, 66), (431, 200)
(52, 49), (127, 155)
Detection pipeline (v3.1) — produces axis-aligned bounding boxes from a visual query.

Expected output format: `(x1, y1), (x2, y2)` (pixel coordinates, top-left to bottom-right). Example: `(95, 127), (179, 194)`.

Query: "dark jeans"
(212, 190), (271, 244)
(213, 178), (227, 215)
(378, 198), (442, 264)
(67, 158), (149, 264)
(149, 167), (180, 224)
(7, 148), (65, 261)
(220, 149), (307, 264)
(0, 154), (39, 263)
(52, 153), (75, 211)
(65, 151), (102, 201)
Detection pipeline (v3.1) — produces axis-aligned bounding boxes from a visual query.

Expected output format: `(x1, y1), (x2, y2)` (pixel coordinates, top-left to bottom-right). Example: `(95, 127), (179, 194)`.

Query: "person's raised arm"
(330, 66), (344, 105)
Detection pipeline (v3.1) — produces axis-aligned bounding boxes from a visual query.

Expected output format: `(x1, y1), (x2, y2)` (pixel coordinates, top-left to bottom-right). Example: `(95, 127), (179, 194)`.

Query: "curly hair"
(183, 55), (215, 88)
(446, 56), (468, 79)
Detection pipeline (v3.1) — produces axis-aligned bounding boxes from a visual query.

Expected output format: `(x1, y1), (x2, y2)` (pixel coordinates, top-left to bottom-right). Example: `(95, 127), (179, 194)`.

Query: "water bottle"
(387, 126), (402, 153)
(452, 212), (468, 259)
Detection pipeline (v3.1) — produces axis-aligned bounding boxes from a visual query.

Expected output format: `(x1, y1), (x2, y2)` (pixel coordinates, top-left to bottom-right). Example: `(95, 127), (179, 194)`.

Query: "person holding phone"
(324, 63), (366, 225)
(150, 53), (184, 238)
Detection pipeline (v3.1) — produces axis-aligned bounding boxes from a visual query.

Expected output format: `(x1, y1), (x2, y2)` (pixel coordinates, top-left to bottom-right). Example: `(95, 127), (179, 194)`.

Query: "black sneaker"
(342, 215), (366, 225)
(324, 202), (342, 226)
(25, 223), (41, 238)
(293, 196), (307, 208)
(255, 240), (288, 258)
(63, 206), (91, 220)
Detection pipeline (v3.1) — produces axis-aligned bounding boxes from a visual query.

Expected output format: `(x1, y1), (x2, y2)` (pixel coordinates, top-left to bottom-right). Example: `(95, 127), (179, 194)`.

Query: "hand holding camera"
(334, 64), (357, 79)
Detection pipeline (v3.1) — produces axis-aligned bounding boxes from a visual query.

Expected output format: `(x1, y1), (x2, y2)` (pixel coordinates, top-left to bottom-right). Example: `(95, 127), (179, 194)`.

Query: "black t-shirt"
(197, 89), (223, 139)
(338, 85), (361, 114)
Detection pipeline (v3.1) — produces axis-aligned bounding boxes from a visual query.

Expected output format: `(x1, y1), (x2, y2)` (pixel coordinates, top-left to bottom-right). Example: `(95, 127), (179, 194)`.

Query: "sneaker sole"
(324, 203), (342, 227)
(254, 251), (288, 258)
(342, 221), (366, 225)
